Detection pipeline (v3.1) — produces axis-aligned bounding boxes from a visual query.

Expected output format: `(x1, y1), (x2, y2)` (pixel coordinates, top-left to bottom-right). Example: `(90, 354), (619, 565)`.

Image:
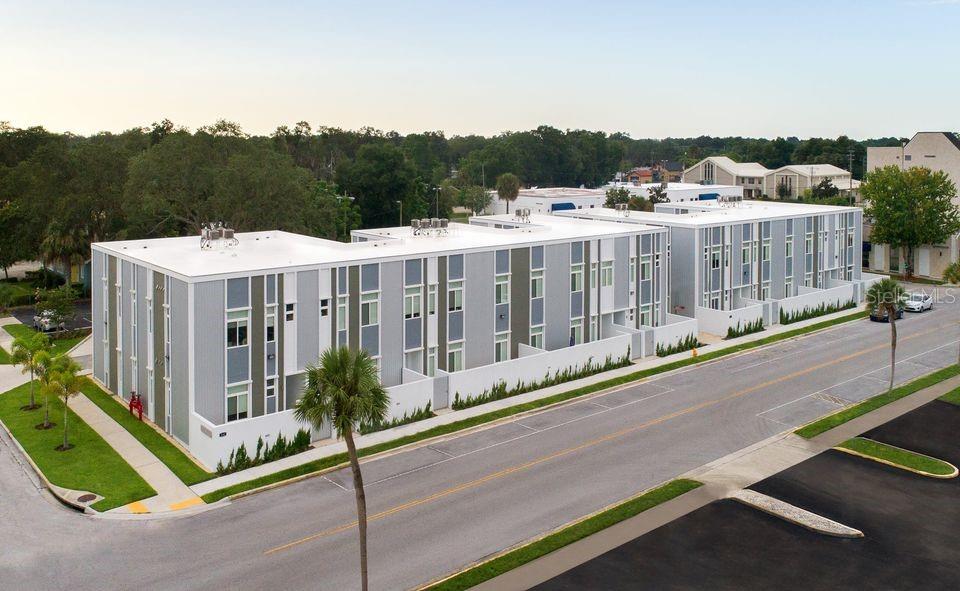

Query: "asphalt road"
(533, 400), (960, 590)
(2, 289), (959, 591)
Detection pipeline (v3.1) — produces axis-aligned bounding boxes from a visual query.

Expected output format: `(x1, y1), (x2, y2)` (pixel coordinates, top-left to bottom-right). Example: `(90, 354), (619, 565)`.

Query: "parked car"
(904, 292), (933, 313)
(869, 303), (904, 323)
(33, 310), (65, 332)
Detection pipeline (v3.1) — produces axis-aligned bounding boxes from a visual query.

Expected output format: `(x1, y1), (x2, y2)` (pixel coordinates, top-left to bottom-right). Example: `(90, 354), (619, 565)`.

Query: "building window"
(361, 293), (379, 326)
(285, 303), (295, 322)
(337, 296), (348, 331)
(711, 248), (721, 270)
(226, 384), (249, 422)
(570, 318), (583, 346)
(640, 304), (652, 327)
(629, 257), (637, 285)
(320, 299), (329, 317)
(600, 261), (614, 287)
(805, 234), (813, 254)
(265, 377), (277, 414)
(448, 280), (463, 312)
(640, 257), (652, 281)
(495, 274), (510, 305)
(495, 333), (509, 362)
(570, 264), (584, 293)
(761, 282), (770, 300)
(785, 241), (793, 258)
(530, 325), (544, 350)
(447, 342), (463, 372)
(227, 311), (248, 348)
(428, 285), (437, 315)
(266, 306), (276, 343)
(531, 270), (544, 298)
(762, 241), (771, 261)
(404, 286), (422, 319)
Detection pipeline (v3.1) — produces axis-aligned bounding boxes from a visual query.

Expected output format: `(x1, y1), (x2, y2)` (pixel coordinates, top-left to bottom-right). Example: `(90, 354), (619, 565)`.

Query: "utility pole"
(435, 186), (441, 218)
(396, 200), (403, 226)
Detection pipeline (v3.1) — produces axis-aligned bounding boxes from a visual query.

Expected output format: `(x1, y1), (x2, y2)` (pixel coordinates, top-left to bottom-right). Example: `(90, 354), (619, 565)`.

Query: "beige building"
(865, 131), (960, 279)
(764, 164), (858, 199)
(683, 156), (769, 198)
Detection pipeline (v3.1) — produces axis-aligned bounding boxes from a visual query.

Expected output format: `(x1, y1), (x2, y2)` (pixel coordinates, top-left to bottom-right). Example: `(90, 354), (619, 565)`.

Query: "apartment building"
(558, 200), (873, 336)
(684, 156), (857, 200)
(765, 164), (858, 199)
(91, 215), (675, 469)
(865, 131), (960, 278)
(682, 156), (770, 198)
(486, 187), (607, 215)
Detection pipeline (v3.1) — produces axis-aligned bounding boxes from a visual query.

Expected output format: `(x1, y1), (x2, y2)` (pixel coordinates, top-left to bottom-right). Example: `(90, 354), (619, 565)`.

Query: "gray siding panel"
(465, 252), (494, 369)
(195, 281), (225, 425)
(380, 261), (404, 387)
(170, 278), (190, 444)
(361, 263), (379, 292)
(544, 244), (571, 350)
(251, 276), (265, 418)
(107, 256), (118, 394)
(121, 260), (133, 399)
(91, 251), (104, 383)
(510, 247), (530, 356)
(614, 237), (629, 310)
(227, 277), (249, 309)
(297, 270), (319, 369)
(136, 266), (150, 406)
(404, 259), (422, 286)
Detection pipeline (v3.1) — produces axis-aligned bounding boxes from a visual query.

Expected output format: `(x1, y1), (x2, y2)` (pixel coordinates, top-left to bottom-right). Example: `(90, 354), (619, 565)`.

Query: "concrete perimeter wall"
(696, 303), (765, 336)
(779, 283), (856, 318)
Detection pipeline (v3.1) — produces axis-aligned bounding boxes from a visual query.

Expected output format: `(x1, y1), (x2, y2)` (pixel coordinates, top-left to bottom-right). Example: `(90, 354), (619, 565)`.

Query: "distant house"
(864, 131), (960, 279)
(682, 156), (770, 199)
(624, 167), (654, 184)
(764, 164), (858, 200)
(652, 161), (684, 183)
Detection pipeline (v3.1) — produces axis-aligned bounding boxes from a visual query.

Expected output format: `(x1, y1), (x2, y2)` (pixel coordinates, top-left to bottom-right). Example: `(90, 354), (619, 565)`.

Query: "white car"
(904, 292), (933, 313)
(32, 310), (65, 332)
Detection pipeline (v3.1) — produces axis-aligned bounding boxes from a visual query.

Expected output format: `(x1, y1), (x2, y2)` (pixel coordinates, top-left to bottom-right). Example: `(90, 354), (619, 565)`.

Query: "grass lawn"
(81, 380), (213, 485)
(0, 381), (156, 511)
(4, 323), (86, 357)
(795, 364), (960, 439)
(940, 386), (960, 407)
(0, 346), (10, 364)
(838, 437), (957, 476)
(422, 479), (703, 591)
(203, 310), (869, 502)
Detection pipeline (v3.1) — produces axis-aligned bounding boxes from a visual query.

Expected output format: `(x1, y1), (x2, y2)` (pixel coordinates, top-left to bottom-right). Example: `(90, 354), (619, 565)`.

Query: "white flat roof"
(556, 200), (859, 228)
(511, 187), (607, 199)
(93, 214), (660, 281)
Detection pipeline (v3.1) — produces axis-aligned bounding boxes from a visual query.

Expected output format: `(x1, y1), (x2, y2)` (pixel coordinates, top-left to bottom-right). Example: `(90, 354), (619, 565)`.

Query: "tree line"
(0, 119), (901, 275)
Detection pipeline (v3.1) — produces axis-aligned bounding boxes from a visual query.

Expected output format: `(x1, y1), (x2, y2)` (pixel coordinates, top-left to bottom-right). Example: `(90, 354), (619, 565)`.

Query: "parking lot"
(534, 399), (960, 590)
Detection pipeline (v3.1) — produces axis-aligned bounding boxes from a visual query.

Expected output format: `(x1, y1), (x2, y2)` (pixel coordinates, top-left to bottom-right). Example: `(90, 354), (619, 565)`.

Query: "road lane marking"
(321, 475), (349, 492)
(264, 327), (940, 556)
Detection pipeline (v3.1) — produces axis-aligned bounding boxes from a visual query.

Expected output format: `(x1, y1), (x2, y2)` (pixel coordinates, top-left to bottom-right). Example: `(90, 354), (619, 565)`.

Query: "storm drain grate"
(77, 494), (97, 503)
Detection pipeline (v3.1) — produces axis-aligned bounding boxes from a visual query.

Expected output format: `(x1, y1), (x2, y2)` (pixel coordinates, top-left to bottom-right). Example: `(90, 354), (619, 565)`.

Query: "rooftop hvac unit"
(200, 221), (239, 250)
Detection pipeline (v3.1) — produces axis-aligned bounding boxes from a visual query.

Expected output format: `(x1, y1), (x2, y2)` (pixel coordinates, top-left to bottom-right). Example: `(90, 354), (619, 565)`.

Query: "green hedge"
(726, 318), (764, 340)
(780, 299), (856, 325)
(656, 333), (701, 357)
(359, 402), (435, 435)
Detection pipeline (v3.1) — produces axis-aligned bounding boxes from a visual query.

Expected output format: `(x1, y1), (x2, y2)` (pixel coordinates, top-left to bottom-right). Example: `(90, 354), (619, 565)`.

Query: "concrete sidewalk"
(193, 306), (865, 498)
(69, 394), (203, 515)
(467, 373), (960, 591)
(0, 317), (31, 393)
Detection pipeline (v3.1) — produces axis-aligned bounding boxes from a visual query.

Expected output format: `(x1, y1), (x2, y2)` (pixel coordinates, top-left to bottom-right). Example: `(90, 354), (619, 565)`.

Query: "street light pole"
(396, 200), (403, 226)
(435, 186), (441, 218)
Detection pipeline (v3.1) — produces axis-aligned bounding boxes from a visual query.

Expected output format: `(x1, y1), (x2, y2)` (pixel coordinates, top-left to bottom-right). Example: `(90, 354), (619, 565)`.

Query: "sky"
(2, 0), (959, 140)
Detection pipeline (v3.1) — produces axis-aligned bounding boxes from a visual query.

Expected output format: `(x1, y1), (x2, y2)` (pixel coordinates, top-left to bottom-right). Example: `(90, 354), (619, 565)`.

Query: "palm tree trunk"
(888, 309), (897, 392)
(44, 392), (51, 427)
(343, 428), (369, 591)
(29, 368), (35, 408)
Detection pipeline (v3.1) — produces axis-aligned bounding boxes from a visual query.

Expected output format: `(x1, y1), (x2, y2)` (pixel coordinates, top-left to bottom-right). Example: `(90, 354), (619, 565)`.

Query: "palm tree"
(35, 351), (69, 429)
(294, 347), (389, 591)
(10, 332), (51, 410)
(495, 173), (520, 214)
(866, 278), (905, 391)
(46, 359), (83, 451)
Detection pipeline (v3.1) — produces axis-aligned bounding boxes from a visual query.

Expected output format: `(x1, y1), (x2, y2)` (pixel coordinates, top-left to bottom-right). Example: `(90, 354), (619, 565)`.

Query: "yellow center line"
(264, 327), (936, 556)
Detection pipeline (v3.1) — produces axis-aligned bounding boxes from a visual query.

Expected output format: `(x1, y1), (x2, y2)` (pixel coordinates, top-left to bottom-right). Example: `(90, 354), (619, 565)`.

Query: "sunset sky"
(3, 0), (958, 139)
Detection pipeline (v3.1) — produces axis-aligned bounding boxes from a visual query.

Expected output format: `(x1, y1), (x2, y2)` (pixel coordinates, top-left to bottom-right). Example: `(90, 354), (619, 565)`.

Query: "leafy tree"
(648, 185), (668, 204)
(943, 260), (960, 285)
(10, 332), (51, 410)
(604, 187), (630, 207)
(0, 200), (32, 278)
(335, 143), (419, 228)
(628, 196), (653, 212)
(811, 178), (839, 199)
(34, 351), (70, 429)
(495, 172), (521, 213)
(45, 358), (83, 451)
(36, 284), (76, 329)
(776, 181), (793, 199)
(862, 166), (960, 276)
(294, 347), (389, 591)
(303, 181), (361, 241)
(462, 185), (491, 215)
(865, 279), (905, 392)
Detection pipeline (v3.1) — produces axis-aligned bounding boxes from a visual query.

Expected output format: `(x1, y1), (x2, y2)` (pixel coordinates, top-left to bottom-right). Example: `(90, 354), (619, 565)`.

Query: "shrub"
(216, 427), (313, 475)
(943, 261), (960, 285)
(725, 318), (764, 340)
(656, 333), (702, 357)
(452, 353), (631, 411)
(358, 402), (435, 435)
(26, 268), (65, 290)
(779, 299), (856, 325)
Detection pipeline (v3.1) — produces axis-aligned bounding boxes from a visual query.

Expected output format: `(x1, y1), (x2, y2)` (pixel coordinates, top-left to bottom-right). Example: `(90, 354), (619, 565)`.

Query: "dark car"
(869, 304), (904, 322)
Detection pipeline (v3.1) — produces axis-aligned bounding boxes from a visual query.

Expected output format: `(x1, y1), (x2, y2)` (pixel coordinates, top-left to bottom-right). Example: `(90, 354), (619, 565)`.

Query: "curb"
(0, 415), (96, 514)
(833, 443), (959, 479)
